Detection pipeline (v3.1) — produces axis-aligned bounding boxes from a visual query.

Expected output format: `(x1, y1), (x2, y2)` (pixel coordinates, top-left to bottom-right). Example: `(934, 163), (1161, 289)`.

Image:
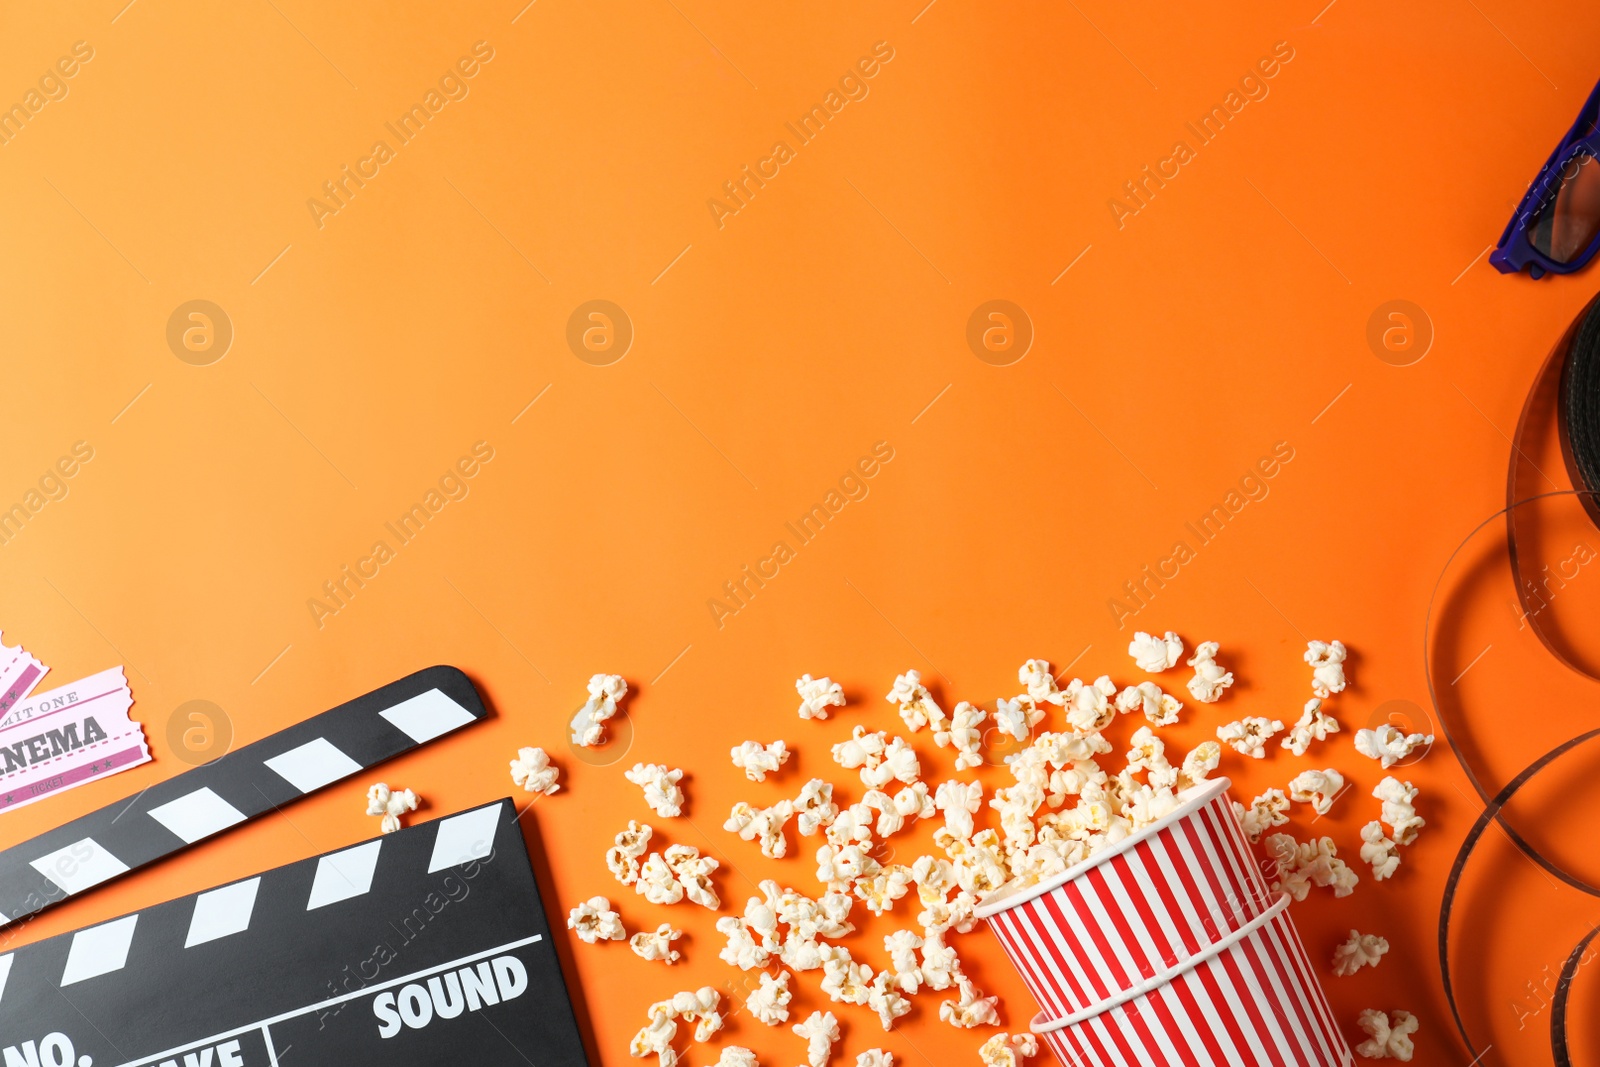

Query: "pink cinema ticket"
(0, 633), (48, 721)
(0, 667), (148, 812)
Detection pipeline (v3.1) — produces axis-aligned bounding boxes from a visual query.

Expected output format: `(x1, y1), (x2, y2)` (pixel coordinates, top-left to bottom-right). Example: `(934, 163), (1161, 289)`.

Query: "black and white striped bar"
(0, 665), (487, 926)
(0, 798), (587, 1066)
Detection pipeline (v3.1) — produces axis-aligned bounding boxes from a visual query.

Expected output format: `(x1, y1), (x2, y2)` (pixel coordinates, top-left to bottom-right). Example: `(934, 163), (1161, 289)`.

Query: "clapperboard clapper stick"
(0, 798), (589, 1065)
(0, 665), (487, 927)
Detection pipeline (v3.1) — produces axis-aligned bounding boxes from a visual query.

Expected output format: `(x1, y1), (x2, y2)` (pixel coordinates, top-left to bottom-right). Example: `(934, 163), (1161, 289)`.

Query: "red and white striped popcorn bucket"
(976, 778), (1274, 1017)
(1029, 893), (1353, 1067)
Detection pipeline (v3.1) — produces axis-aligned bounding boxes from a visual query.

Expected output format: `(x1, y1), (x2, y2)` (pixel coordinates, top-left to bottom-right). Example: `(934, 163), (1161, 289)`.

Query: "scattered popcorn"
(919, 930), (962, 990)
(979, 1033), (1040, 1067)
(792, 1011), (841, 1067)
(854, 864), (912, 916)
(935, 780), (984, 840)
(989, 784), (1042, 863)
(627, 763), (687, 818)
(510, 746), (561, 796)
(802, 891), (857, 941)
(1115, 681), (1183, 727)
(715, 915), (770, 971)
(824, 803), (875, 848)
(688, 1014), (725, 1046)
(781, 939), (824, 972)
(1179, 741), (1222, 788)
(785, 939), (837, 974)
(736, 884), (780, 949)
(630, 1003), (678, 1066)
(1236, 789), (1290, 842)
(1304, 639), (1348, 698)
(1360, 821), (1401, 881)
(797, 674), (846, 720)
(992, 698), (1038, 743)
(1186, 642), (1234, 702)
(1332, 930), (1389, 977)
(939, 977), (1000, 1029)
(832, 726), (887, 773)
(892, 781), (937, 831)
(889, 669), (949, 734)
(1265, 833), (1359, 900)
(1355, 724), (1434, 769)
(746, 970), (792, 1025)
(815, 889), (856, 939)
(365, 783), (419, 834)
(726, 799), (796, 858)
(567, 896), (626, 944)
(1217, 716), (1285, 759)
(1017, 659), (1067, 706)
(859, 791), (899, 838)
(866, 969), (912, 1029)
(1282, 698), (1340, 757)
(631, 922), (683, 964)
(1063, 676), (1118, 732)
(794, 779), (840, 836)
(1120, 778), (1183, 829)
(918, 887), (979, 940)
(1129, 630), (1184, 673)
(1356, 1009), (1418, 1061)
(638, 852), (685, 906)
(1374, 777), (1424, 845)
(1124, 726), (1177, 789)
(1002, 843), (1068, 893)
(857, 736), (920, 789)
(1288, 768), (1346, 816)
(712, 1049), (758, 1067)
(616, 650), (1410, 1054)
(1043, 729), (1116, 766)
(572, 673), (628, 747)
(720, 883), (780, 966)
(665, 844), (721, 909)
(639, 844), (721, 908)
(883, 929), (924, 994)
(911, 855), (955, 903)
(937, 701), (987, 770)
(818, 942), (874, 1005)
(730, 740), (790, 782)
(666, 987), (725, 1043)
(608, 820), (654, 887)
(817, 843), (880, 892)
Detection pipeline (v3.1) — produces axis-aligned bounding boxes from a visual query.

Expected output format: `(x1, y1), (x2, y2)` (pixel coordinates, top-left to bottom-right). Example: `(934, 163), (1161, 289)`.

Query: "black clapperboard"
(0, 668), (589, 1066)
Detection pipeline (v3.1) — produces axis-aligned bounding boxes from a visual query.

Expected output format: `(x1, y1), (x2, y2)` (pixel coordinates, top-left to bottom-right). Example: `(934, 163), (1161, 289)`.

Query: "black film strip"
(1436, 727), (1600, 1063)
(1432, 287), (1600, 1064)
(1560, 293), (1600, 516)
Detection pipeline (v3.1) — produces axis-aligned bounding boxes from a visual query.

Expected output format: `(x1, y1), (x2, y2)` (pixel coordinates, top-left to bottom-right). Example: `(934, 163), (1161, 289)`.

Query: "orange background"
(1, 0), (1599, 1063)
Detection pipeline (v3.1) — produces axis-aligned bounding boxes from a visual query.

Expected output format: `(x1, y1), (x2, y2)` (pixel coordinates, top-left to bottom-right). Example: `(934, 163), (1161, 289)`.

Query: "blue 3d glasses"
(1492, 76), (1600, 279)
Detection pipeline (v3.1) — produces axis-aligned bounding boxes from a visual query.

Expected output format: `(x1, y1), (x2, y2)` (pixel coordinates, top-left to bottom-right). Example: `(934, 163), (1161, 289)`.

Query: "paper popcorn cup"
(1030, 893), (1353, 1067)
(975, 777), (1273, 1018)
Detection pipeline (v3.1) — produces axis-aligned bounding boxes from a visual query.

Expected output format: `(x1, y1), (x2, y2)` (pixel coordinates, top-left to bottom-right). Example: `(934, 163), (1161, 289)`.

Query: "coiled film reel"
(1432, 292), (1600, 1065)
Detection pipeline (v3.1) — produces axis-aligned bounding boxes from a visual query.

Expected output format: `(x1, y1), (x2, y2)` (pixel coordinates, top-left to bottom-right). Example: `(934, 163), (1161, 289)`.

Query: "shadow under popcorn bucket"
(974, 778), (1277, 1018)
(1030, 894), (1352, 1067)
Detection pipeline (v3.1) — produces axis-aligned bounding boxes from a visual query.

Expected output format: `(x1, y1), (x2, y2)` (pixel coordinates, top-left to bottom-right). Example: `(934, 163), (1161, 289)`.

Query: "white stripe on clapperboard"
(107, 933), (545, 1067)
